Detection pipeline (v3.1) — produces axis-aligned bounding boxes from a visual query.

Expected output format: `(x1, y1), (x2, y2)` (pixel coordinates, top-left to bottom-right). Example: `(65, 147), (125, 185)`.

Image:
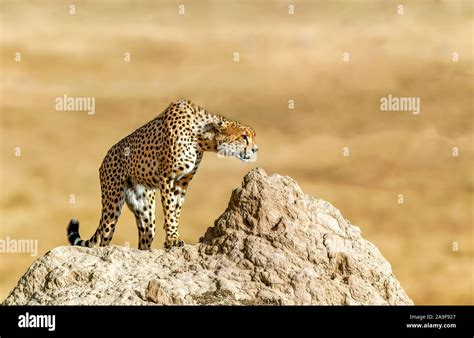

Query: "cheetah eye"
(241, 135), (249, 142)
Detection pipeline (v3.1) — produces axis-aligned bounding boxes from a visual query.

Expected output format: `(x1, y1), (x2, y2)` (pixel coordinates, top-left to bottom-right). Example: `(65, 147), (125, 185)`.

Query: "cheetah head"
(211, 120), (258, 162)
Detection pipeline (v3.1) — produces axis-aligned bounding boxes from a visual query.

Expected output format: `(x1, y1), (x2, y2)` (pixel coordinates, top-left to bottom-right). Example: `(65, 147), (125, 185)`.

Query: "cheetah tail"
(67, 219), (99, 247)
(66, 219), (82, 245)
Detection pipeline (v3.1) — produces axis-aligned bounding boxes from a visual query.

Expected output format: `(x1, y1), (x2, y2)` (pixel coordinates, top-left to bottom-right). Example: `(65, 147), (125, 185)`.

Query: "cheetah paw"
(164, 237), (185, 250)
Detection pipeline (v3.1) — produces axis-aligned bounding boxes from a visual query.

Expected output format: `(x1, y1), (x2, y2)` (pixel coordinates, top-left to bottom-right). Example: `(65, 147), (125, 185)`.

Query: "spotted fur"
(66, 100), (258, 249)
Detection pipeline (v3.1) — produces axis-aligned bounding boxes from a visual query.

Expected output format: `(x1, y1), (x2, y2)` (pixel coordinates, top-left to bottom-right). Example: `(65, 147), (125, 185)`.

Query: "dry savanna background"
(0, 0), (472, 304)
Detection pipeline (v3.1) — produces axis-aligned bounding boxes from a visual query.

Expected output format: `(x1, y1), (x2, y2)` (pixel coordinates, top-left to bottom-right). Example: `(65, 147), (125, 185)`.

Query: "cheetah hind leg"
(125, 184), (156, 250)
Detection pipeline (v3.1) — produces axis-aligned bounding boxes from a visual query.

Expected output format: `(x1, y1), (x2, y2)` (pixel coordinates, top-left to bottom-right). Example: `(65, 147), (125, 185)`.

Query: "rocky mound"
(3, 168), (413, 305)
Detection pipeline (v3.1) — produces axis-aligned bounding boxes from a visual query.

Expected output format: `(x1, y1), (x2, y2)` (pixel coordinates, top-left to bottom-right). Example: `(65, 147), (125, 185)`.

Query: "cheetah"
(66, 100), (258, 249)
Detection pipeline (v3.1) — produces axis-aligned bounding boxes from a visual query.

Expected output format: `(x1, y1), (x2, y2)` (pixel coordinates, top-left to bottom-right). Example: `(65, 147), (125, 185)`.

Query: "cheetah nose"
(252, 146), (258, 154)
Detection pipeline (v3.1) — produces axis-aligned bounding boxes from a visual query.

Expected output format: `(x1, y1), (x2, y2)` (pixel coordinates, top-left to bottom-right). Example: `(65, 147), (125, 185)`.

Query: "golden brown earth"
(0, 0), (472, 304)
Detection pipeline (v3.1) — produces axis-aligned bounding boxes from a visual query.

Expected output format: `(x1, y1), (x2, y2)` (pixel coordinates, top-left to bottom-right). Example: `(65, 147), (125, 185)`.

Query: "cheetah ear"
(204, 121), (226, 133)
(203, 121), (228, 141)
(202, 122), (220, 139)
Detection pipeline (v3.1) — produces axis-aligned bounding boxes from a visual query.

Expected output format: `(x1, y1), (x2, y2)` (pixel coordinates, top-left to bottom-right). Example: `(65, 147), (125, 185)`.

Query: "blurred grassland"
(0, 0), (473, 304)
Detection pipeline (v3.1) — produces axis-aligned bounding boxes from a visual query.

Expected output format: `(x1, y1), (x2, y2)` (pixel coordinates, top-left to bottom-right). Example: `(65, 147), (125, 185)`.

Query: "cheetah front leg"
(160, 178), (185, 249)
(160, 154), (202, 249)
(173, 170), (197, 223)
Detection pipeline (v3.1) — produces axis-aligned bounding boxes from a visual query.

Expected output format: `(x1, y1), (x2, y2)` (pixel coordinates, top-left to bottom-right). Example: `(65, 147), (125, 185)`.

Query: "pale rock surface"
(3, 168), (413, 305)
